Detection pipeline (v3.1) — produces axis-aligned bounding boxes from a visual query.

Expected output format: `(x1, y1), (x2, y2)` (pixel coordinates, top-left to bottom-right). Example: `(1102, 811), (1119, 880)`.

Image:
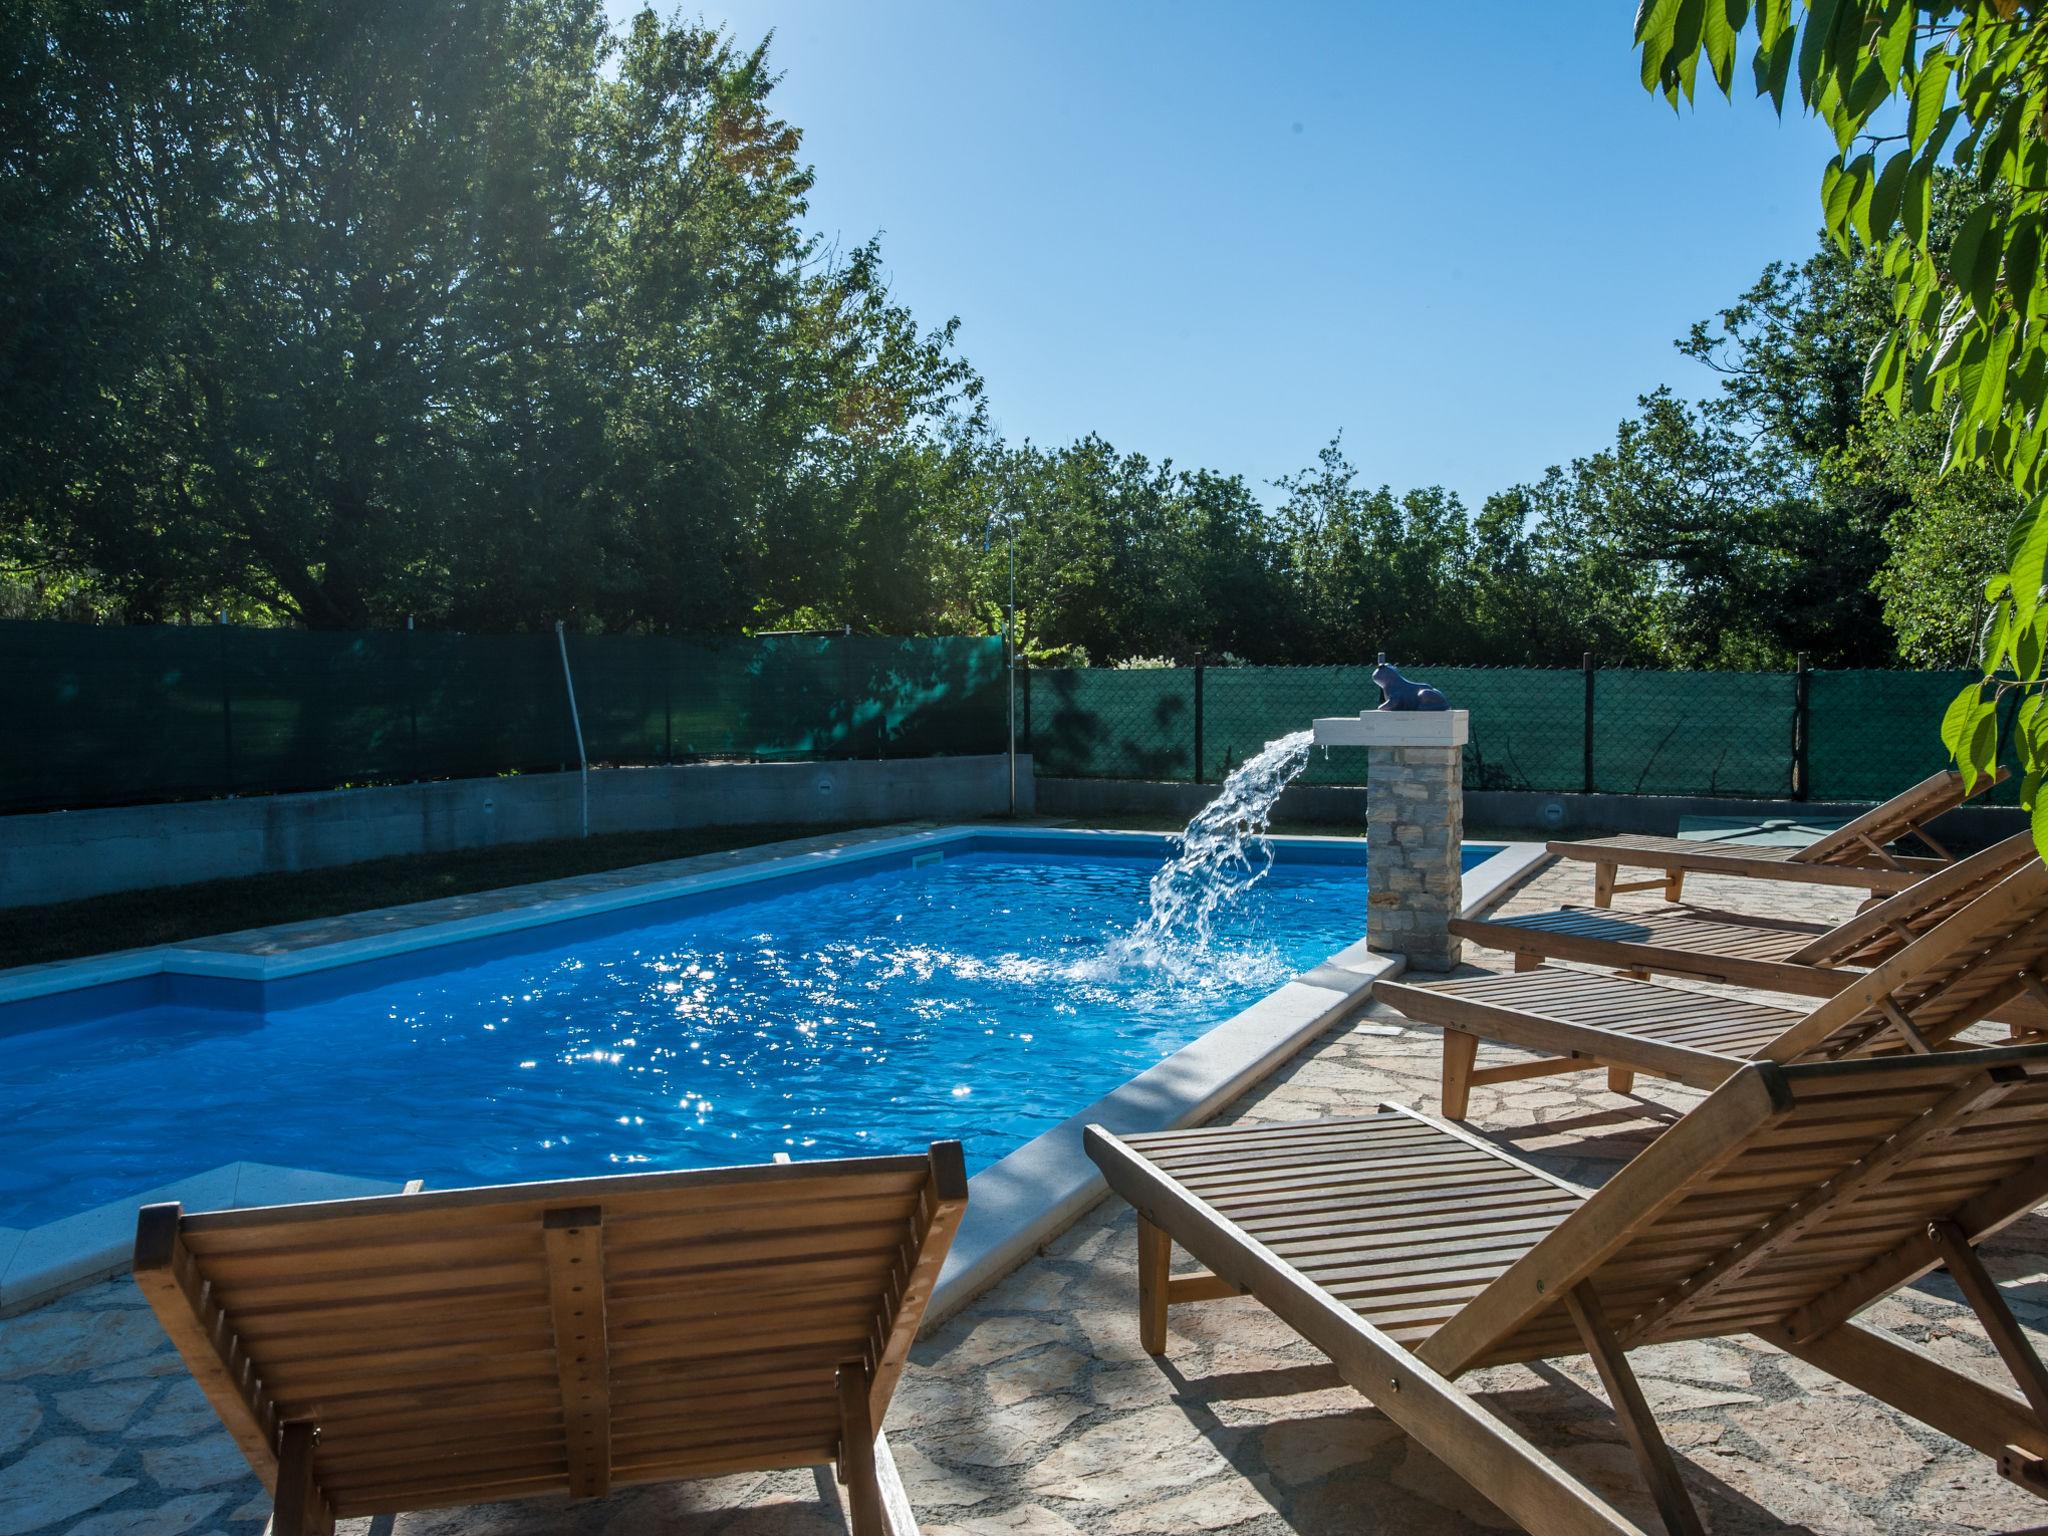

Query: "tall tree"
(0, 1), (975, 630)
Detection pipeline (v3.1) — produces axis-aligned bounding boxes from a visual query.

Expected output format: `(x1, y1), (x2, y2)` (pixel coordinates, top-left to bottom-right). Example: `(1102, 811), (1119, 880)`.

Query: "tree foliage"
(1636, 0), (2048, 843)
(5, 0), (2039, 726)
(0, 0), (978, 630)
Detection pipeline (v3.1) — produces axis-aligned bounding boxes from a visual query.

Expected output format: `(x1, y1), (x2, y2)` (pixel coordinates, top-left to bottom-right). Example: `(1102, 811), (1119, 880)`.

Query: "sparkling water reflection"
(0, 847), (1377, 1225)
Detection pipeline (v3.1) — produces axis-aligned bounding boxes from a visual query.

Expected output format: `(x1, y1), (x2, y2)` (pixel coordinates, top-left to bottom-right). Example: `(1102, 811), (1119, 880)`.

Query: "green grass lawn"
(0, 821), (888, 971)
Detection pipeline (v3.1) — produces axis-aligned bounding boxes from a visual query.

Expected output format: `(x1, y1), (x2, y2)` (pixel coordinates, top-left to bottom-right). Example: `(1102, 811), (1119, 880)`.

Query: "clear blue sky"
(608, 3), (1842, 511)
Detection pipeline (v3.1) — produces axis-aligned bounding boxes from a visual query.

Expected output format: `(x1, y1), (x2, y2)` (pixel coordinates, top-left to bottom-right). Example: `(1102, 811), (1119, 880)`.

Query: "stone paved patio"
(4, 852), (2047, 1535)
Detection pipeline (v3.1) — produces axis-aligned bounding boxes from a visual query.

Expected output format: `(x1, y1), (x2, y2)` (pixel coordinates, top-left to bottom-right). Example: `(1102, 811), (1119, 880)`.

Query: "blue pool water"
(0, 835), (1490, 1227)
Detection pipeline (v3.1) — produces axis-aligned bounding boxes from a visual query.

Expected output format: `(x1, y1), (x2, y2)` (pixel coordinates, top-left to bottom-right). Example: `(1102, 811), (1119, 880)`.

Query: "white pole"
(554, 619), (589, 838)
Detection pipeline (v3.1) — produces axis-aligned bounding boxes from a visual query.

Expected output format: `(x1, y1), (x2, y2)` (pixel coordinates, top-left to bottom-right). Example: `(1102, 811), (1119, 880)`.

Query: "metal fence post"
(1020, 657), (1032, 757)
(1792, 652), (1810, 801)
(554, 620), (589, 838)
(217, 614), (236, 792)
(404, 617), (421, 783)
(1192, 652), (1207, 784)
(1581, 651), (1595, 795)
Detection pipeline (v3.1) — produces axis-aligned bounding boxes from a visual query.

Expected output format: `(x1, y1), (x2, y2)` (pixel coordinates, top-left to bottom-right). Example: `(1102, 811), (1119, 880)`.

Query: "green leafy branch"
(1639, 0), (2048, 845)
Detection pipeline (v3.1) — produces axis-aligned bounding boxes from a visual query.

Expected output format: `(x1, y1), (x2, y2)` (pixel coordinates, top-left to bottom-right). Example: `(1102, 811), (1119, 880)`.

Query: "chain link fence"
(11, 630), (2009, 816)
(1027, 659), (2015, 804)
(0, 623), (1005, 814)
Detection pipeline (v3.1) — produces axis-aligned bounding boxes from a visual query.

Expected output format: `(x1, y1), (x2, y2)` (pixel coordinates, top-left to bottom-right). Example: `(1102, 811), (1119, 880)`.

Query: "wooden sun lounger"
(131, 1144), (968, 1535)
(1086, 1045), (2048, 1535)
(1551, 768), (2004, 907)
(1454, 831), (2042, 1002)
(1382, 856), (2048, 1117)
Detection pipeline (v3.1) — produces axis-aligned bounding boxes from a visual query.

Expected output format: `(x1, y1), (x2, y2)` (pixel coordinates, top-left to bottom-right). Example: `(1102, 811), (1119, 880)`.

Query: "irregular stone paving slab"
(1, 850), (2045, 1533)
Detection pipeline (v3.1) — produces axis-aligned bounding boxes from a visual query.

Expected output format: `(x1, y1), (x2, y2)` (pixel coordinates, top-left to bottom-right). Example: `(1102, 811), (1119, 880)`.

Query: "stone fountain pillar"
(1312, 709), (1468, 971)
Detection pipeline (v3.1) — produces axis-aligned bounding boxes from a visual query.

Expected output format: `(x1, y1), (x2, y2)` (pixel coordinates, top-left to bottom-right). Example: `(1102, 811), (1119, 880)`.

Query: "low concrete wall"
(0, 756), (1032, 909)
(1034, 776), (2022, 849)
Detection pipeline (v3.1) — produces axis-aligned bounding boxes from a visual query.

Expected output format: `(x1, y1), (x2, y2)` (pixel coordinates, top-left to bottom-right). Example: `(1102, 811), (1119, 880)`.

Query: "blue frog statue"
(1373, 660), (1449, 712)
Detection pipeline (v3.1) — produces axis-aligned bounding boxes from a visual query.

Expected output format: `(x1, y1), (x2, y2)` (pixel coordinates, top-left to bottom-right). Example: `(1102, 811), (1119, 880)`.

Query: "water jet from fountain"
(1129, 728), (1316, 956)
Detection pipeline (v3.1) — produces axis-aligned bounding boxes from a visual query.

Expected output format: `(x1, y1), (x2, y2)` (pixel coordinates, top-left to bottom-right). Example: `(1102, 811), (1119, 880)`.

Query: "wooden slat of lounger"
(606, 1250), (902, 1297)
(1791, 834), (2041, 967)
(1562, 836), (1805, 866)
(303, 1409), (565, 1458)
(316, 1438), (582, 1500)
(205, 1155), (935, 1224)
(322, 1464), (571, 1514)
(1090, 1123), (1669, 1534)
(139, 1147), (963, 1522)
(1433, 1049), (2048, 1371)
(608, 1377), (825, 1420)
(331, 1434), (856, 1519)
(1125, 1114), (1581, 1344)
(307, 1359), (842, 1444)
(230, 1293), (553, 1346)
(1796, 769), (2001, 864)
(1140, 1119), (1477, 1163)
(1551, 770), (1990, 884)
(1152, 1140), (1510, 1191)
(1265, 1209), (1573, 1260)
(1450, 906), (1859, 999)
(232, 1311), (559, 1368)
(182, 1184), (928, 1272)
(1206, 1199), (1568, 1249)
(1404, 969), (1799, 1037)
(1203, 1186), (1575, 1243)
(1764, 865), (2048, 1061)
(1545, 834), (1934, 892)
(1405, 865), (2048, 1101)
(1472, 908), (1828, 961)
(190, 1223), (915, 1323)
(1382, 969), (1798, 1083)
(1168, 1160), (1537, 1209)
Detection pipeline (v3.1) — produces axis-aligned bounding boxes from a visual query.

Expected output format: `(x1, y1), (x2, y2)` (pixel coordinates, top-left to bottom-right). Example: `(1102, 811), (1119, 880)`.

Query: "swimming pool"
(0, 830), (1505, 1229)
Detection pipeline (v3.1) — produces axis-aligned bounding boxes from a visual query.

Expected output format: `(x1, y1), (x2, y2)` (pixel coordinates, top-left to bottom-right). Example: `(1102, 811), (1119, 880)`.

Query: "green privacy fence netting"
(0, 623), (1005, 814)
(1026, 662), (2014, 805)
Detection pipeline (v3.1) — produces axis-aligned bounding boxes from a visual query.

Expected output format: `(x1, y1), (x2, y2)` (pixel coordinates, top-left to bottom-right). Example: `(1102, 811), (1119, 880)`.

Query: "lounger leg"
(1612, 969), (1649, 1095)
(836, 1365), (886, 1536)
(1513, 951), (1542, 973)
(1593, 862), (1618, 907)
(1927, 1220), (2048, 1420)
(1137, 1216), (1172, 1355)
(1566, 1285), (1705, 1536)
(266, 1420), (331, 1536)
(1442, 1030), (1479, 1119)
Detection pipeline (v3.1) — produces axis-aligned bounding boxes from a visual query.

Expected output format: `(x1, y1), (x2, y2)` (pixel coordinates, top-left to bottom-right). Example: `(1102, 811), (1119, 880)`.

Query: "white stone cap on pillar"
(1311, 709), (1469, 749)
